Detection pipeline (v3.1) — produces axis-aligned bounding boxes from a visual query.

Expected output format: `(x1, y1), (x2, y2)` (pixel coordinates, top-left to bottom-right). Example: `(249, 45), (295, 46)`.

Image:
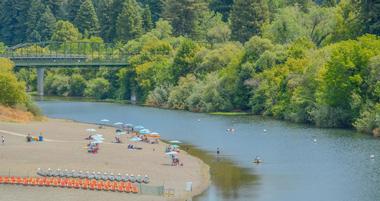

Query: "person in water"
(254, 156), (262, 164)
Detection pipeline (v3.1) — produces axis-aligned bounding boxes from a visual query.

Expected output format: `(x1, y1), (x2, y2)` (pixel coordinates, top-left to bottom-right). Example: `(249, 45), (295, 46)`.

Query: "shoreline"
(34, 96), (372, 136)
(0, 118), (211, 201)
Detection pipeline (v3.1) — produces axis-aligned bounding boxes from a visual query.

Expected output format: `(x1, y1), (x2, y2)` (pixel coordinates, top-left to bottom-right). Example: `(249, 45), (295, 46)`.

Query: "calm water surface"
(36, 99), (380, 201)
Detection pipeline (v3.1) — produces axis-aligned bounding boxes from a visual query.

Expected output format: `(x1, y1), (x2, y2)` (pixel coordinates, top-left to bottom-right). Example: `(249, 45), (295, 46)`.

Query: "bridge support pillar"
(37, 68), (45, 96)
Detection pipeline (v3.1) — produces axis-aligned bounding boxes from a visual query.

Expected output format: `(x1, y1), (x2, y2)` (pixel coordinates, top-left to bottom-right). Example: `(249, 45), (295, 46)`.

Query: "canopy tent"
(169, 140), (182, 144)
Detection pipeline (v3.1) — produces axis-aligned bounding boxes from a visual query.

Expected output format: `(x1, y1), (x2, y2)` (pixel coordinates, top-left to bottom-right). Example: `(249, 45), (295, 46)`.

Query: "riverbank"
(0, 118), (210, 201)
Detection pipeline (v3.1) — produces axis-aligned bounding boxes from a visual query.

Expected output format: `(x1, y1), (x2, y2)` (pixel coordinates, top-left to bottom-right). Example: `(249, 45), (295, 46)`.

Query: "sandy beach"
(0, 118), (210, 201)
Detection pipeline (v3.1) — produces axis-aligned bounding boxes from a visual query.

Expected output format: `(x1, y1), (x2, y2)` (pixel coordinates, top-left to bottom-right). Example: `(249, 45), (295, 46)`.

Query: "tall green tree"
(35, 7), (57, 41)
(116, 0), (143, 42)
(26, 0), (46, 41)
(97, 0), (114, 42)
(138, 0), (164, 22)
(142, 5), (154, 32)
(67, 0), (85, 21)
(51, 20), (82, 42)
(171, 39), (200, 83)
(360, 0), (380, 35)
(0, 0), (30, 44)
(230, 0), (269, 42)
(209, 0), (234, 21)
(163, 0), (209, 39)
(74, 0), (100, 36)
(42, 0), (64, 18)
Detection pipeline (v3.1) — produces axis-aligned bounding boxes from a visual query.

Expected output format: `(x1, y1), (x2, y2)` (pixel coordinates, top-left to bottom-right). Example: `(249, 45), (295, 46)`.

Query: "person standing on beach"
(217, 147), (220, 155)
(1, 136), (5, 145)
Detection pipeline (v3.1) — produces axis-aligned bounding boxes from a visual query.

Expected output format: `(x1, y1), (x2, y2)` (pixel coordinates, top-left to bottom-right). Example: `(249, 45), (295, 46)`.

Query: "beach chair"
(129, 175), (136, 183)
(15, 177), (22, 185)
(9, 176), (15, 184)
(103, 182), (110, 191)
(124, 182), (131, 193)
(89, 183), (95, 190)
(96, 182), (103, 191)
(136, 175), (143, 183)
(116, 173), (122, 181)
(122, 174), (129, 182)
(31, 178), (38, 186)
(52, 178), (59, 187)
(74, 181), (81, 189)
(143, 175), (150, 184)
(46, 168), (53, 177)
(101, 173), (108, 180)
(81, 182), (88, 190)
(37, 168), (46, 177)
(44, 178), (52, 187)
(108, 173), (115, 181)
(117, 183), (124, 192)
(22, 177), (28, 186)
(132, 185), (139, 193)
(38, 178), (44, 186)
(95, 172), (102, 180)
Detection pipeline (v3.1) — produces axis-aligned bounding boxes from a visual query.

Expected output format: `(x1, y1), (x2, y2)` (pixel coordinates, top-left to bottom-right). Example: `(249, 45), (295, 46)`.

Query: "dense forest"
(0, 0), (379, 134)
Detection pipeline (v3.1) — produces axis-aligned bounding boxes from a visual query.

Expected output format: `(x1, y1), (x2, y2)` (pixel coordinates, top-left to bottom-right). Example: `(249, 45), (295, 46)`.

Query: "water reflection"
(181, 144), (259, 200)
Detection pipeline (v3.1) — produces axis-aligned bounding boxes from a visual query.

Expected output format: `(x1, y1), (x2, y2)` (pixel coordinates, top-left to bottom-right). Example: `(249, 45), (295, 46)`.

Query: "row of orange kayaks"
(0, 176), (139, 193)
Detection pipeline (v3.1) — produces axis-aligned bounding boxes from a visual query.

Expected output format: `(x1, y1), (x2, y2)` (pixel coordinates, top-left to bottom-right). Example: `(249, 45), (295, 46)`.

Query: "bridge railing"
(0, 41), (128, 65)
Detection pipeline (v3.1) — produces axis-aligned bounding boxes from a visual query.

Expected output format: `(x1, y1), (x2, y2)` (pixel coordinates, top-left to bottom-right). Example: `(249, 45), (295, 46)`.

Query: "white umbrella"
(165, 151), (178, 155)
(101, 119), (110, 122)
(114, 122), (123, 125)
(169, 140), (182, 144)
(86, 128), (97, 132)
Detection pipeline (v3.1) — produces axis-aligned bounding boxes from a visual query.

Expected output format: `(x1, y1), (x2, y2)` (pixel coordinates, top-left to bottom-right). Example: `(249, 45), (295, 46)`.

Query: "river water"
(36, 99), (380, 201)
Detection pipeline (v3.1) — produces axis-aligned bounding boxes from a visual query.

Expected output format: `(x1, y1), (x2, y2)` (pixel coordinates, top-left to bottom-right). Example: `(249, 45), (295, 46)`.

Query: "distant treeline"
(0, 0), (379, 134)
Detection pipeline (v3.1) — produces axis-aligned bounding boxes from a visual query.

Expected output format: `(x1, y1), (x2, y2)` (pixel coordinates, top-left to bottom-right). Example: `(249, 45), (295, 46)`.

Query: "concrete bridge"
(0, 41), (128, 96)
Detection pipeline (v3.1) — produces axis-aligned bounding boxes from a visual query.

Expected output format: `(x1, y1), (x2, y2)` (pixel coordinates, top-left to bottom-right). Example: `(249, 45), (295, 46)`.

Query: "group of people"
(26, 133), (43, 142)
(87, 142), (99, 154)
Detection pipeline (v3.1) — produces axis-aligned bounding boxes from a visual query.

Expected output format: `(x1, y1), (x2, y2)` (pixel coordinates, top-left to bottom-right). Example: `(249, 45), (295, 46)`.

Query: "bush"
(353, 103), (380, 134)
(69, 74), (87, 96)
(85, 78), (110, 99)
(146, 85), (172, 107)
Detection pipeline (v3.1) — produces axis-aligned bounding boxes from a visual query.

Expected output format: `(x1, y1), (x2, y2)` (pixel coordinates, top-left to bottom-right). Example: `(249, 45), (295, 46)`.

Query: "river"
(36, 99), (380, 201)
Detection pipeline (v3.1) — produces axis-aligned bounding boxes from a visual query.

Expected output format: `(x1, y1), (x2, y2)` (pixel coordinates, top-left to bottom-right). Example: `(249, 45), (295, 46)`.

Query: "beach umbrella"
(165, 151), (178, 155)
(101, 119), (110, 122)
(139, 129), (151, 134)
(125, 124), (134, 128)
(134, 125), (144, 131)
(86, 128), (97, 132)
(129, 137), (142, 142)
(116, 131), (127, 135)
(114, 122), (123, 125)
(169, 140), (182, 144)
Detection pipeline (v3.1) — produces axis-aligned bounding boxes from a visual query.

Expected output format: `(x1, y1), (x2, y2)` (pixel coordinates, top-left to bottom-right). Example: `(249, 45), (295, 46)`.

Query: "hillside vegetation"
(1, 0), (379, 134)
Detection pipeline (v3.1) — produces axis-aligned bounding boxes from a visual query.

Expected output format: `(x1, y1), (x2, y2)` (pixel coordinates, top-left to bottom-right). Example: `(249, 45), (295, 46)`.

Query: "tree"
(163, 0), (209, 39)
(207, 23), (231, 44)
(69, 74), (87, 96)
(67, 0), (86, 21)
(116, 0), (143, 42)
(51, 20), (82, 42)
(85, 78), (110, 99)
(35, 7), (57, 41)
(138, 0), (164, 22)
(42, 0), (64, 18)
(74, 0), (100, 36)
(0, 0), (30, 44)
(209, 0), (234, 21)
(26, 0), (46, 41)
(97, 0), (114, 42)
(360, 0), (380, 35)
(142, 5), (154, 32)
(0, 58), (28, 106)
(230, 0), (269, 42)
(171, 39), (200, 83)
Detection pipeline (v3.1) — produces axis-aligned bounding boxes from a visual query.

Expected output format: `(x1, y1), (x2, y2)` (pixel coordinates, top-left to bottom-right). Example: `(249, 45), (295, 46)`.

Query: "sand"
(0, 119), (210, 201)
